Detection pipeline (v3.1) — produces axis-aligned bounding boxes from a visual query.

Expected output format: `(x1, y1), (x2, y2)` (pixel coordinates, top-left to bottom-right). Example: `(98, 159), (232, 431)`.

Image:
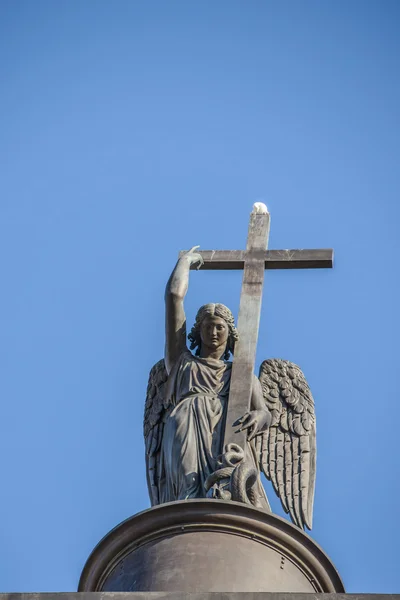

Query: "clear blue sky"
(1, 0), (399, 593)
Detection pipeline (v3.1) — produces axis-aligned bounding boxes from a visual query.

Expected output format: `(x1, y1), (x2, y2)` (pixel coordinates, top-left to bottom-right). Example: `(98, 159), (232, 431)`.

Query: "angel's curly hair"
(188, 303), (239, 360)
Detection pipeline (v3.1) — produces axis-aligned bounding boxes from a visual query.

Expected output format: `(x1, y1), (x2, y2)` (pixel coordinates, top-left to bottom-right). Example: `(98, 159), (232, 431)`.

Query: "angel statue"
(144, 246), (316, 530)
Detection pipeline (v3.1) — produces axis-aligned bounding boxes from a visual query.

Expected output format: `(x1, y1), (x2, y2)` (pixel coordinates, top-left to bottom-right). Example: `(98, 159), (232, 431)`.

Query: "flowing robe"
(159, 349), (268, 507)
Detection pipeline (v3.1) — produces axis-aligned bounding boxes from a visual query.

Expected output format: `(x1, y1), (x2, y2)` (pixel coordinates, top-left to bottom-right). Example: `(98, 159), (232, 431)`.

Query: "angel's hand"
(181, 245), (204, 270)
(235, 408), (272, 442)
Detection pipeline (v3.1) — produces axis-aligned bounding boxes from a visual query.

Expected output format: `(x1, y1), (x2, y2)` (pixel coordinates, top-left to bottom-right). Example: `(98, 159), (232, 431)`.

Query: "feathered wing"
(143, 359), (169, 506)
(257, 358), (316, 530)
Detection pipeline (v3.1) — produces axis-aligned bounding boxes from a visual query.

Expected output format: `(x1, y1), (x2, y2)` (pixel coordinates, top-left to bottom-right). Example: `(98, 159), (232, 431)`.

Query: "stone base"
(79, 499), (344, 593)
(2, 596), (400, 600)
(0, 592), (400, 600)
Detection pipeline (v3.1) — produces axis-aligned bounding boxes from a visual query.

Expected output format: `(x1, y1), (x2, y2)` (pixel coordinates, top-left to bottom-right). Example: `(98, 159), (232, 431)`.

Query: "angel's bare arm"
(251, 375), (265, 411)
(236, 376), (271, 441)
(164, 246), (203, 374)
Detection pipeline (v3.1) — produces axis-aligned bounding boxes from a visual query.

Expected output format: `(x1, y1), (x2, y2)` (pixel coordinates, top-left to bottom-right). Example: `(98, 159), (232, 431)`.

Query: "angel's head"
(188, 303), (239, 360)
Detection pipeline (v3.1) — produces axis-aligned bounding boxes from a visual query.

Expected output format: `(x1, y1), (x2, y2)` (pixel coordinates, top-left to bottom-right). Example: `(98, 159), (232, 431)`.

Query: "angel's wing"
(143, 359), (169, 506)
(257, 358), (316, 530)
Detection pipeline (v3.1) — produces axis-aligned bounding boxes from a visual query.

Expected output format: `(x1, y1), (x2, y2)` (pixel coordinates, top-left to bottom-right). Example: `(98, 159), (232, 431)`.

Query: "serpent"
(205, 443), (260, 506)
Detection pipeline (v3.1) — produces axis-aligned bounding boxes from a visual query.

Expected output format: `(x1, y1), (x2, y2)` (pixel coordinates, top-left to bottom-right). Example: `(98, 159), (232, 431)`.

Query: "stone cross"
(180, 203), (333, 451)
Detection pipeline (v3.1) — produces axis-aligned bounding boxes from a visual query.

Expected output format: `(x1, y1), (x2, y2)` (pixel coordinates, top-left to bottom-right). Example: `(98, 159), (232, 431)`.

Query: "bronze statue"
(144, 242), (317, 531)
(79, 206), (338, 594)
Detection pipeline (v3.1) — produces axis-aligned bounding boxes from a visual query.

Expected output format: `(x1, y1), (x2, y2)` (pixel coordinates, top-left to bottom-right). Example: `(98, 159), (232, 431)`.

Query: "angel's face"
(199, 315), (229, 354)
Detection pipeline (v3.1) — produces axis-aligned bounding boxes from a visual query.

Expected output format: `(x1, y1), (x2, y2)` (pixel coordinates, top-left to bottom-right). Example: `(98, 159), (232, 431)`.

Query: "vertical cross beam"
(224, 207), (270, 449)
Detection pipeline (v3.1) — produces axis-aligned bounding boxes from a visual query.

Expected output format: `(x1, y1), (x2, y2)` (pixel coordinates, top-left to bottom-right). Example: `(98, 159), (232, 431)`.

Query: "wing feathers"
(306, 425), (317, 529)
(276, 428), (288, 512)
(268, 427), (277, 491)
(258, 358), (316, 530)
(299, 434), (310, 528)
(291, 433), (301, 527)
(144, 359), (169, 506)
(261, 427), (270, 478)
(284, 432), (293, 516)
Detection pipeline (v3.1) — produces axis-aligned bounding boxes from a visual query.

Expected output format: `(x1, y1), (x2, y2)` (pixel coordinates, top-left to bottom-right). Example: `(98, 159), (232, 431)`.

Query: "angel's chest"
(179, 363), (231, 395)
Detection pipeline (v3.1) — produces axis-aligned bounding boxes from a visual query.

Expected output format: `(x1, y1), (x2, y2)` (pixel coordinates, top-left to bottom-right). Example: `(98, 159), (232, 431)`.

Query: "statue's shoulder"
(169, 347), (193, 374)
(179, 346), (193, 361)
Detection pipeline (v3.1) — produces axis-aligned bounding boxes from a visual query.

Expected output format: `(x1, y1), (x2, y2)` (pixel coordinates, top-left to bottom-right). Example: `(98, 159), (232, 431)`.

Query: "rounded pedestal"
(79, 499), (344, 593)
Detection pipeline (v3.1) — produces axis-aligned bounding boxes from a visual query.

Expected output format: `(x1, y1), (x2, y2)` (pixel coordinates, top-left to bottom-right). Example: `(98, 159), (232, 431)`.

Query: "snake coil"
(205, 443), (259, 505)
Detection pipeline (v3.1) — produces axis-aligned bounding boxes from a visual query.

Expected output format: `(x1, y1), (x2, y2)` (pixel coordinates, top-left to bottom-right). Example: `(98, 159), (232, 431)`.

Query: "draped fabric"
(159, 349), (268, 508)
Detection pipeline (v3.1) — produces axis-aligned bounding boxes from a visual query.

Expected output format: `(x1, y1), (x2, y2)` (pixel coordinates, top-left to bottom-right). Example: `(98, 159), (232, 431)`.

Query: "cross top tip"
(252, 202), (269, 215)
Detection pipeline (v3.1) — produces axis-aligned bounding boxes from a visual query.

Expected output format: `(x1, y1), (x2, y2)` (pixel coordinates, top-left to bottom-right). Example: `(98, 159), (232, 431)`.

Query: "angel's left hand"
(235, 408), (272, 441)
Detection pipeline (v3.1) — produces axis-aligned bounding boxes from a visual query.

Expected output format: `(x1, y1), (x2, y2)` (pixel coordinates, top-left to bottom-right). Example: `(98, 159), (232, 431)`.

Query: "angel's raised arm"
(164, 246), (204, 373)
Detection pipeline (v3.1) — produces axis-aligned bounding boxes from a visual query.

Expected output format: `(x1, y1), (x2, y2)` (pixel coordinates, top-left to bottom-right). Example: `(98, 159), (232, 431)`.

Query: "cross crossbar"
(178, 248), (333, 270)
